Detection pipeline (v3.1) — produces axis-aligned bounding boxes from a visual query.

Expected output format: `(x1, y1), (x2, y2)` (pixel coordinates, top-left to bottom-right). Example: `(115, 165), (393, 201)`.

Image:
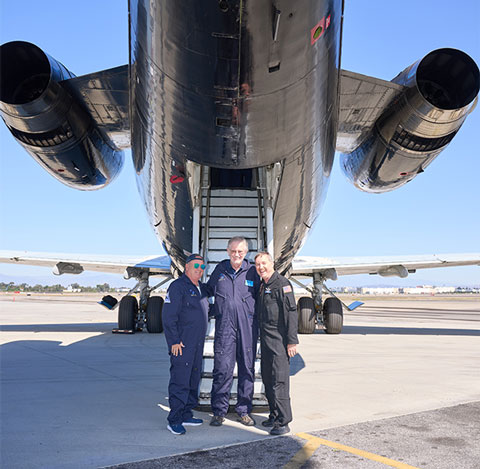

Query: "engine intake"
(0, 41), (123, 190)
(341, 48), (479, 192)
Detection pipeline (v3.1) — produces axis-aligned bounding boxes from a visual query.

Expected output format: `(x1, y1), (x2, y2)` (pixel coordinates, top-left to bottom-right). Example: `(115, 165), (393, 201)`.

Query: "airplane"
(1, 0), (479, 339)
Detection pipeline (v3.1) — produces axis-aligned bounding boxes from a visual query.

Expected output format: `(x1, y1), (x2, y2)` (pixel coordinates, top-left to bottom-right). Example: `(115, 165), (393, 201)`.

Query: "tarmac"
(1, 293), (479, 468)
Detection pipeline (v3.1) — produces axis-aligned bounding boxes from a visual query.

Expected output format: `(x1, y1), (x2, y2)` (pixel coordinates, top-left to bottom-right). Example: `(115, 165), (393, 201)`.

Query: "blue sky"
(0, 0), (479, 287)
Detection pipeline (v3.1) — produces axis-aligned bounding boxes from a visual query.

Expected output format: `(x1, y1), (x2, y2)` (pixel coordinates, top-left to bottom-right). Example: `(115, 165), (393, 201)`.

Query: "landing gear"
(104, 268), (171, 333)
(291, 271), (344, 334)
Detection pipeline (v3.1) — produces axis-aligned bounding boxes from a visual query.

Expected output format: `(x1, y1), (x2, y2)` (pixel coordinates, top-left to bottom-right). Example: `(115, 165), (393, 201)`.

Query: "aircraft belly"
(128, 0), (342, 269)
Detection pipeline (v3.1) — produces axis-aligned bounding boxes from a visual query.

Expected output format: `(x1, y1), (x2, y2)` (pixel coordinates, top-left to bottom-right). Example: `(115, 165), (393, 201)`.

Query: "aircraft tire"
(323, 297), (343, 334)
(146, 296), (164, 333)
(118, 295), (138, 330)
(297, 296), (316, 334)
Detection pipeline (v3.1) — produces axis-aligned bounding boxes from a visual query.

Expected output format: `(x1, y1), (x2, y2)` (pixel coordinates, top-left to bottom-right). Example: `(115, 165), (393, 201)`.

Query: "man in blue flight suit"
(208, 237), (260, 427)
(163, 254), (209, 435)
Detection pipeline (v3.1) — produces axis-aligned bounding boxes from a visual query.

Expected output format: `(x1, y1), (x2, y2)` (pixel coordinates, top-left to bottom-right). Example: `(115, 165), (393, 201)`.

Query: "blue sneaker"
(167, 423), (186, 435)
(182, 417), (203, 426)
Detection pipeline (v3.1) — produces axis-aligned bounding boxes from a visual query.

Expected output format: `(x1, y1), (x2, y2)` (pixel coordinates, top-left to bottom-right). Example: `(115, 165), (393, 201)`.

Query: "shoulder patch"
(283, 285), (292, 294)
(164, 293), (171, 303)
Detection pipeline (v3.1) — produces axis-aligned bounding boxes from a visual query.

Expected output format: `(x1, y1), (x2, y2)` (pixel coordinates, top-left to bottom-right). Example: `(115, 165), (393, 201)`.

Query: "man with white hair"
(208, 236), (260, 427)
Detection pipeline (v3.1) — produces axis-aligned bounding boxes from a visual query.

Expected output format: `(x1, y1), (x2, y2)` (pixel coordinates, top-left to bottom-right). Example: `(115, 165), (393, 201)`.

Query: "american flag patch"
(283, 285), (292, 293)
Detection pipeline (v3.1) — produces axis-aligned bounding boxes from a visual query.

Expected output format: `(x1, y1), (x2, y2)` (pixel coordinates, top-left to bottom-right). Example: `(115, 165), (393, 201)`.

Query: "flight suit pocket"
(242, 293), (255, 317)
(285, 292), (296, 311)
(214, 292), (226, 318)
(264, 293), (279, 325)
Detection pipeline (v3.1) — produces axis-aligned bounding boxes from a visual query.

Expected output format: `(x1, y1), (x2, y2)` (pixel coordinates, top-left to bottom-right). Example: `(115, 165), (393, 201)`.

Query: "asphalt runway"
(1, 294), (479, 468)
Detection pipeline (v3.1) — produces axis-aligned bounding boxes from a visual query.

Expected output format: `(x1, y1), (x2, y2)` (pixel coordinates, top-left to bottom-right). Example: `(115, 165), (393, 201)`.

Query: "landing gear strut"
(291, 272), (344, 334)
(102, 269), (171, 333)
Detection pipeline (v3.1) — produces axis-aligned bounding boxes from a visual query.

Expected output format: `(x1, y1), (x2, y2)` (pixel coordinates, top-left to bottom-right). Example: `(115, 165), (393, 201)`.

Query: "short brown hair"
(254, 251), (273, 262)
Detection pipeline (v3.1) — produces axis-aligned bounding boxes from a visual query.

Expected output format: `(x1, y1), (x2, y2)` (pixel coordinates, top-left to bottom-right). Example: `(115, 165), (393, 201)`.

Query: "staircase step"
(205, 217), (259, 228)
(210, 189), (258, 198)
(206, 197), (260, 207)
(201, 358), (261, 375)
(207, 228), (258, 238)
(199, 378), (264, 395)
(204, 206), (259, 217)
(197, 393), (268, 407)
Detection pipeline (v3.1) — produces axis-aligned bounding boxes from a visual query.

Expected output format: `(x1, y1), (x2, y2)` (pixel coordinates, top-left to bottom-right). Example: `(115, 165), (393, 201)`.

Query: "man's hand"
(171, 342), (185, 356)
(287, 344), (297, 357)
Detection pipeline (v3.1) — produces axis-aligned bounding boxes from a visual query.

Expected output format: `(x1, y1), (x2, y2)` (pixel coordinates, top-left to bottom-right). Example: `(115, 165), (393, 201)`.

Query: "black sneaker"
(237, 414), (256, 426)
(209, 415), (225, 426)
(270, 424), (290, 435)
(261, 416), (275, 427)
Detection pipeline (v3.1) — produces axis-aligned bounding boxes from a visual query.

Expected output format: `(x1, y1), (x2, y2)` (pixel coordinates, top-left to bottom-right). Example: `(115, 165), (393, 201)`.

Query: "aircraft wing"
(291, 253), (480, 280)
(336, 69), (404, 153)
(0, 251), (171, 277)
(61, 65), (131, 150)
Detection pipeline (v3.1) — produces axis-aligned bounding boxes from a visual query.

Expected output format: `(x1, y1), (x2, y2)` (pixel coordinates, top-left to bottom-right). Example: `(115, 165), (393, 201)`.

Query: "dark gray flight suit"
(256, 271), (298, 426)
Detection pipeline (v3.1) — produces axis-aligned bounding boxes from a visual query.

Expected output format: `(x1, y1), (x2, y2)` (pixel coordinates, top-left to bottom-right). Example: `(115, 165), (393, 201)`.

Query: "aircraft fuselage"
(129, 0), (342, 272)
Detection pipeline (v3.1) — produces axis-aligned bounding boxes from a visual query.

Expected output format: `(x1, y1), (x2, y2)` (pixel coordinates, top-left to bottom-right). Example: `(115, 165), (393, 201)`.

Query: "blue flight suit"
(207, 259), (260, 417)
(163, 274), (209, 426)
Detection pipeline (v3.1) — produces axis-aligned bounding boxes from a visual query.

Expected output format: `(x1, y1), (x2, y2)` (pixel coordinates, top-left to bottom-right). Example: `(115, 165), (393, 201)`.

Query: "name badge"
(245, 280), (254, 287)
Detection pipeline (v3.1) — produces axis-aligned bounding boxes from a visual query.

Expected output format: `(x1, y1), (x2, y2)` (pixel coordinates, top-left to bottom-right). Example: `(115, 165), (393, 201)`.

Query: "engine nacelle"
(0, 41), (123, 190)
(341, 48), (479, 193)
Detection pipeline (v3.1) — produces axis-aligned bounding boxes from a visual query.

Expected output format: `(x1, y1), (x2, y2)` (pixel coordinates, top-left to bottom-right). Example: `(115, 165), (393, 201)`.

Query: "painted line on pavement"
(283, 432), (420, 469)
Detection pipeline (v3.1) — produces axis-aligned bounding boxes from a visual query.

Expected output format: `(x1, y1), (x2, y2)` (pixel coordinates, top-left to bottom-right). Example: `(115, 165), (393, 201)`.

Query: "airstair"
(193, 167), (269, 408)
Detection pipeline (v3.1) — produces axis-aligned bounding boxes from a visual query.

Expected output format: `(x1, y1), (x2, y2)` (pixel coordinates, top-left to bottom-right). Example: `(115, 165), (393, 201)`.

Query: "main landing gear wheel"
(118, 295), (138, 330)
(146, 296), (164, 333)
(323, 297), (343, 334)
(297, 296), (316, 334)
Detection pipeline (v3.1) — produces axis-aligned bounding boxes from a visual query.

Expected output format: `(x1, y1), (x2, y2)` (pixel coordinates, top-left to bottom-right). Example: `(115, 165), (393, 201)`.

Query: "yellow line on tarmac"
(283, 432), (420, 469)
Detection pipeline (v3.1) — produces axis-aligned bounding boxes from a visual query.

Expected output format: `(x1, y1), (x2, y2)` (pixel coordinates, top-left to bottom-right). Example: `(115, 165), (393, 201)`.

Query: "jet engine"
(0, 41), (124, 189)
(341, 48), (479, 192)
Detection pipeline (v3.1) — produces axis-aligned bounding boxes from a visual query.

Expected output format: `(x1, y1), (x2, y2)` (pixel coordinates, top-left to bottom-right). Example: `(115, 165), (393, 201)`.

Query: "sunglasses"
(193, 263), (206, 270)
